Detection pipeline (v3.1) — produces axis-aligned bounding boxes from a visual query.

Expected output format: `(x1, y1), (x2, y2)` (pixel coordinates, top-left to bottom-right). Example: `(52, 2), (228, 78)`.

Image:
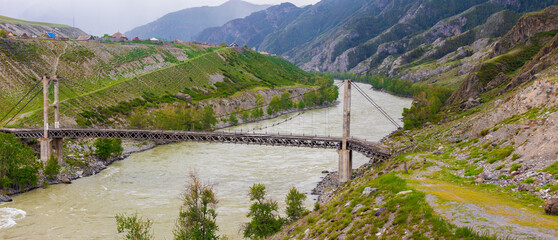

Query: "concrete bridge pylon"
(338, 79), (352, 184)
(40, 75), (63, 164)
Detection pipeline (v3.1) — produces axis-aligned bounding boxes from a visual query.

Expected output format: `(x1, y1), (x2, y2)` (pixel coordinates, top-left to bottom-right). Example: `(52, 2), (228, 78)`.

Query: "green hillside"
(0, 15), (71, 28)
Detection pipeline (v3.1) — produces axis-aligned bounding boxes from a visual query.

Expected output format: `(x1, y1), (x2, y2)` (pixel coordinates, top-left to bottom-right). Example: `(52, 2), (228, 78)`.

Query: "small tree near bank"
(243, 184), (283, 239)
(285, 187), (308, 223)
(0, 29), (7, 38)
(94, 138), (123, 160)
(115, 212), (154, 240)
(0, 132), (41, 190)
(174, 171), (219, 240)
(44, 155), (60, 180)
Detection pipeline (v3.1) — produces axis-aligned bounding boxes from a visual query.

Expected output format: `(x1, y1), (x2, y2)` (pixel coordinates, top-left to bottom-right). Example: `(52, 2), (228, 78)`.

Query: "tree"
(228, 114), (238, 126)
(115, 212), (153, 240)
(243, 184), (283, 239)
(44, 156), (60, 180)
(285, 187), (308, 222)
(200, 106), (217, 130)
(94, 138), (123, 160)
(0, 29), (7, 38)
(0, 132), (41, 190)
(219, 42), (228, 47)
(174, 171), (219, 240)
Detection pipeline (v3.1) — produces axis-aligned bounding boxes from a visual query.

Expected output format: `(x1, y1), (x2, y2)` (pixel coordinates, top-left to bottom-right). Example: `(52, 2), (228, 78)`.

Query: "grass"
(0, 15), (71, 28)
(542, 161), (558, 178)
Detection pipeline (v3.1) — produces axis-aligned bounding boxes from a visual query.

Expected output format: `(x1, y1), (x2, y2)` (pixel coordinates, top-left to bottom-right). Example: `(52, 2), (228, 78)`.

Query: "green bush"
(44, 156), (60, 180)
(510, 163), (522, 172)
(115, 213), (153, 240)
(0, 132), (41, 190)
(243, 184), (284, 239)
(285, 187), (308, 223)
(94, 138), (123, 160)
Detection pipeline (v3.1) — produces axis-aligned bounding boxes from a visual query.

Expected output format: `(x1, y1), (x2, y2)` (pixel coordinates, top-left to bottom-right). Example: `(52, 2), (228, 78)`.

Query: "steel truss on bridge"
(1, 128), (391, 160)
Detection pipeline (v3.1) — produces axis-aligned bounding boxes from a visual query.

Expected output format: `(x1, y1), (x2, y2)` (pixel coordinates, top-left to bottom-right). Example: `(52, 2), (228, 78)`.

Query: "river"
(0, 81), (412, 239)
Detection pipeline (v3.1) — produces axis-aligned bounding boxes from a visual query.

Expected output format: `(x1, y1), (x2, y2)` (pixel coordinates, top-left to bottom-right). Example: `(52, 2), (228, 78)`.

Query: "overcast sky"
(0, 0), (319, 36)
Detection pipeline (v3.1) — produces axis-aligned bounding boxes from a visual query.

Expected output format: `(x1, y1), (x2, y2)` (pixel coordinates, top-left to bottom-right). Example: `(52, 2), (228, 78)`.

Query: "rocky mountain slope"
(193, 3), (307, 48)
(0, 15), (86, 38)
(270, 6), (558, 239)
(194, 0), (558, 77)
(124, 0), (270, 41)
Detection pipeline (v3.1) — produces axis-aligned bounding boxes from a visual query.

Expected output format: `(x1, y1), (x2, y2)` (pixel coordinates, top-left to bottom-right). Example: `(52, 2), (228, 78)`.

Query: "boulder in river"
(544, 198), (558, 215)
(0, 195), (12, 202)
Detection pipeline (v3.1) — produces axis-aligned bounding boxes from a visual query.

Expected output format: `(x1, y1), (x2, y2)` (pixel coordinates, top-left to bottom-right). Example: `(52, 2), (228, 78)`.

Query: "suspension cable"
(352, 82), (401, 129)
(0, 80), (41, 124)
(2, 83), (45, 128)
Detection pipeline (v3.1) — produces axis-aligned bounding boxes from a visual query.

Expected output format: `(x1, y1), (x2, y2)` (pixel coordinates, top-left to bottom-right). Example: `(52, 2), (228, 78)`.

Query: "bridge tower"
(40, 75), (63, 164)
(338, 79), (352, 183)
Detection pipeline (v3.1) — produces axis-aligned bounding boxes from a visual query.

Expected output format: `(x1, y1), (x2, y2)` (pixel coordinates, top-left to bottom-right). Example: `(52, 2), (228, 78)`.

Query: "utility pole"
(338, 79), (352, 183)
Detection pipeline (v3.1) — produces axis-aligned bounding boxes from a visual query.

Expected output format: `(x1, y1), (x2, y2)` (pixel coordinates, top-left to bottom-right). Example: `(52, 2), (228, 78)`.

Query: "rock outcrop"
(544, 198), (558, 215)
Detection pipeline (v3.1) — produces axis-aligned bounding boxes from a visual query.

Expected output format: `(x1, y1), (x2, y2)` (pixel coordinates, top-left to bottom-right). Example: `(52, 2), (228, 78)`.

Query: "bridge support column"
(338, 149), (352, 183)
(40, 75), (49, 163)
(339, 79), (352, 184)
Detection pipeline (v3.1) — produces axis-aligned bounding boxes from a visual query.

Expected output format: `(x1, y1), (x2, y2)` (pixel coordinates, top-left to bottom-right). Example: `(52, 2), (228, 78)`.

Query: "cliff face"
(494, 6), (558, 55)
(193, 3), (306, 48)
(448, 7), (558, 105)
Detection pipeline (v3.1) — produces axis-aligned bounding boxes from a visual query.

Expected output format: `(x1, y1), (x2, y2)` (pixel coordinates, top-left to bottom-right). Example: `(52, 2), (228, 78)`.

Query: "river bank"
(0, 81), (412, 239)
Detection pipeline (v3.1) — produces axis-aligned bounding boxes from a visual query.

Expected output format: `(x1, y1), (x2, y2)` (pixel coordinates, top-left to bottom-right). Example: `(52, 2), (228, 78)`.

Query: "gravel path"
(409, 164), (558, 239)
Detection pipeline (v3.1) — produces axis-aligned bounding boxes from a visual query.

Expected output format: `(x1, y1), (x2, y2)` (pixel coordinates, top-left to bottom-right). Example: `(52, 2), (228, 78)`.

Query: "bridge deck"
(1, 128), (391, 160)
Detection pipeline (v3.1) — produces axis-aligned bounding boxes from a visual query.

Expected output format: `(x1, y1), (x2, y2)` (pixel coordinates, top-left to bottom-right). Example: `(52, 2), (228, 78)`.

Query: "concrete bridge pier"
(338, 79), (352, 183)
(40, 75), (63, 164)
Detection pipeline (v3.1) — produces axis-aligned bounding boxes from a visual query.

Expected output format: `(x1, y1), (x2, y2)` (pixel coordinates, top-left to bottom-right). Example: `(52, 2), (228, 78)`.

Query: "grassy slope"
(0, 15), (71, 28)
(9, 45), (310, 126)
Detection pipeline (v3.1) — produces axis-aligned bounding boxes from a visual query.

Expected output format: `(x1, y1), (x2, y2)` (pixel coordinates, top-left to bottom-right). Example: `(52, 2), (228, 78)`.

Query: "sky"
(0, 0), (320, 36)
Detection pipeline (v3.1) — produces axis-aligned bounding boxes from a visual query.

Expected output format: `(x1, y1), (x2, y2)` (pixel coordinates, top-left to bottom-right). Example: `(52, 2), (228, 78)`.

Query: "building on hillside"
(44, 32), (56, 38)
(77, 35), (95, 41)
(19, 33), (30, 39)
(201, 42), (208, 45)
(111, 32), (128, 41)
(57, 36), (69, 41)
(259, 51), (271, 56)
(132, 36), (141, 41)
(149, 37), (159, 42)
(6, 32), (16, 39)
(229, 42), (239, 48)
(175, 39), (183, 44)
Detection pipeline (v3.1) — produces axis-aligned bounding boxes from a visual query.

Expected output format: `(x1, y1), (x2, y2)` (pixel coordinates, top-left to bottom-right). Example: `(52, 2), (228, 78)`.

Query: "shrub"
(510, 163), (522, 172)
(285, 187), (308, 223)
(44, 156), (60, 180)
(174, 171), (219, 240)
(94, 138), (123, 160)
(115, 212), (153, 240)
(0, 132), (41, 189)
(243, 184), (283, 239)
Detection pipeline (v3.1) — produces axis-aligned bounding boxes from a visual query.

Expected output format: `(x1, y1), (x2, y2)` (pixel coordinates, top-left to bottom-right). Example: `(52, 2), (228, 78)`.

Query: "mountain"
(193, 3), (308, 48)
(196, 0), (558, 75)
(125, 0), (271, 41)
(0, 15), (86, 38)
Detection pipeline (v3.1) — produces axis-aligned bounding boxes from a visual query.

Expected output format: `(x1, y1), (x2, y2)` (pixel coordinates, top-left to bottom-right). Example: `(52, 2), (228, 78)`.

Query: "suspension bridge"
(0, 77), (401, 183)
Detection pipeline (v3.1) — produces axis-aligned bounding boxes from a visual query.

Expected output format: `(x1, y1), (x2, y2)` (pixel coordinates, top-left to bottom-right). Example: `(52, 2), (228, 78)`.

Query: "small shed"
(149, 37), (159, 41)
(132, 36), (141, 41)
(46, 32), (56, 38)
(229, 42), (239, 48)
(77, 35), (95, 41)
(19, 33), (30, 39)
